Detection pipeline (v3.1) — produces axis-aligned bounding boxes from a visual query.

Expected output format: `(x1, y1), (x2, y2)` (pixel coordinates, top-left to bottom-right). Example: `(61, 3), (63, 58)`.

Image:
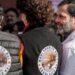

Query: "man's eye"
(59, 15), (66, 19)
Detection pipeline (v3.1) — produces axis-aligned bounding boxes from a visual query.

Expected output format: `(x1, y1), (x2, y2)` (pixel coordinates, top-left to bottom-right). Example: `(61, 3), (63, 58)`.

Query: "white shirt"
(60, 31), (75, 75)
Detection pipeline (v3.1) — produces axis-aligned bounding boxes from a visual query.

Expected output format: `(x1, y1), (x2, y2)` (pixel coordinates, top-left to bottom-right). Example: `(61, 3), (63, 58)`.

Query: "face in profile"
(55, 4), (74, 34)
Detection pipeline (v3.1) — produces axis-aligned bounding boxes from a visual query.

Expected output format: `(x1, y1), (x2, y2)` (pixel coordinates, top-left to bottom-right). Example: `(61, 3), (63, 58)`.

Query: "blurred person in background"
(5, 8), (19, 25)
(0, 7), (23, 75)
(2, 8), (20, 33)
(12, 21), (25, 34)
(0, 4), (5, 31)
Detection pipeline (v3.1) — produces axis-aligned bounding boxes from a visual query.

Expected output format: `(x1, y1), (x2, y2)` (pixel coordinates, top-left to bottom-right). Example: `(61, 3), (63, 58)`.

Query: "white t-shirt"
(60, 31), (75, 75)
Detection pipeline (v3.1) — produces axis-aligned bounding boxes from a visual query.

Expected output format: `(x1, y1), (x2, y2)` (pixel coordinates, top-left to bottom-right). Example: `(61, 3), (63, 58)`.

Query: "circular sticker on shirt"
(0, 46), (11, 75)
(38, 45), (58, 75)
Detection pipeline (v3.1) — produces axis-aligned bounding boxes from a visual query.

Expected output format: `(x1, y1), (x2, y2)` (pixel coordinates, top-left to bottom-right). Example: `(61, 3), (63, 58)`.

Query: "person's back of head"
(16, 0), (54, 27)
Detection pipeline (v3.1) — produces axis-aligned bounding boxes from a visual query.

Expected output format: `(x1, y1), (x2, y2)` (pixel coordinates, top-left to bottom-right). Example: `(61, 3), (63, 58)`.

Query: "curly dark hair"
(16, 0), (54, 27)
(68, 4), (75, 17)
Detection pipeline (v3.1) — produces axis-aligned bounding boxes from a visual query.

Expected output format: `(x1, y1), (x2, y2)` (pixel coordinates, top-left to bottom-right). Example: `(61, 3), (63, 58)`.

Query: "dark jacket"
(20, 27), (62, 75)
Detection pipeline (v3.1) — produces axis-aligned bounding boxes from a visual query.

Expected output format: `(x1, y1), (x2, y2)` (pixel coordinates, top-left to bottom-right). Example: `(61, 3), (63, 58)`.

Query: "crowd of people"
(0, 0), (60, 37)
(0, 0), (75, 75)
(0, 5), (25, 34)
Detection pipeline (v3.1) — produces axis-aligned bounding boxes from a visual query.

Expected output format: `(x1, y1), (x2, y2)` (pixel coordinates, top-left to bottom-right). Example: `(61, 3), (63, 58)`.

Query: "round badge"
(0, 46), (11, 75)
(38, 45), (58, 75)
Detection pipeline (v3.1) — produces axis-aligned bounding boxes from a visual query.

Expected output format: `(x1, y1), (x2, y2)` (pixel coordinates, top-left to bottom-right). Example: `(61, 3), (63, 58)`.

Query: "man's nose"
(55, 17), (61, 25)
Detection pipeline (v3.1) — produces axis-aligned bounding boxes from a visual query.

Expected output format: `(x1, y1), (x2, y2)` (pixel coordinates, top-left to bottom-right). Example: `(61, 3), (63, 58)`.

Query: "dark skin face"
(6, 11), (18, 25)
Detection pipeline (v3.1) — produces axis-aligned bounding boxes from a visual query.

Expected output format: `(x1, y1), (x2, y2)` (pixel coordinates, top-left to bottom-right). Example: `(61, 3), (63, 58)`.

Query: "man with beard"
(55, 2), (75, 75)
(2, 8), (19, 33)
(56, 0), (75, 42)
(0, 6), (23, 75)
